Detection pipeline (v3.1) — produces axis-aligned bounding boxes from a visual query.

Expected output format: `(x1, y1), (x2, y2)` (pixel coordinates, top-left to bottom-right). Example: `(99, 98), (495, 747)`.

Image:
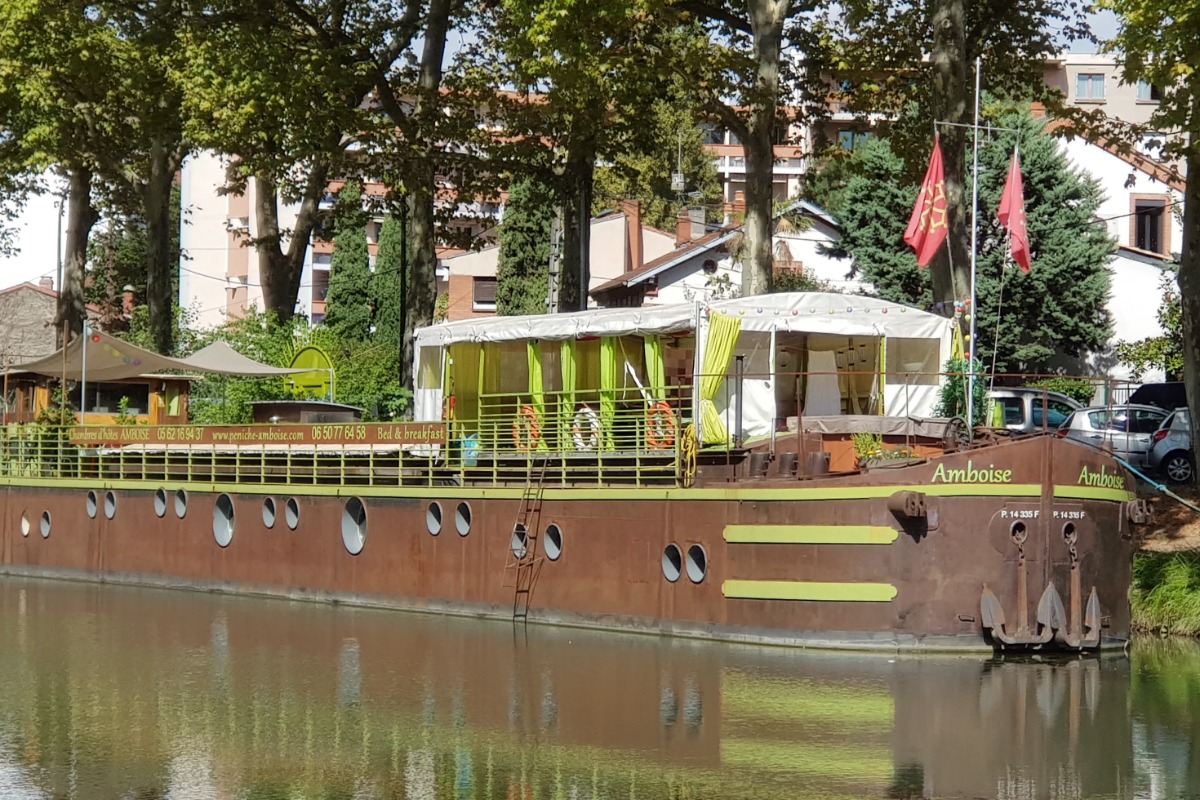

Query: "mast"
(967, 56), (982, 430)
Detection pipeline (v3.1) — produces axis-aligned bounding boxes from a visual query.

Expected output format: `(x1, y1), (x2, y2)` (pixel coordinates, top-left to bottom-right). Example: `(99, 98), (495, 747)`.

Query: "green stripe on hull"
(723, 580), (898, 602)
(724, 525), (898, 545)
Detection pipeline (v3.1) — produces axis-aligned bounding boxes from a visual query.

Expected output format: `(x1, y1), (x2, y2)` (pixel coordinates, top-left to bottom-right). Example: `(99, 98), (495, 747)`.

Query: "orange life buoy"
(646, 401), (677, 450)
(512, 404), (541, 452)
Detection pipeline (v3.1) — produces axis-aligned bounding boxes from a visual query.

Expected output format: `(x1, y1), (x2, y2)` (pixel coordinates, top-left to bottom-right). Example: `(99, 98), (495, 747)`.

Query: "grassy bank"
(1133, 551), (1200, 635)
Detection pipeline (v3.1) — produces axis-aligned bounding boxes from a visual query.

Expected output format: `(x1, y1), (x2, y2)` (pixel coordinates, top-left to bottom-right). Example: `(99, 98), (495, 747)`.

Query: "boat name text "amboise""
(931, 461), (1012, 484)
(1077, 465), (1127, 490)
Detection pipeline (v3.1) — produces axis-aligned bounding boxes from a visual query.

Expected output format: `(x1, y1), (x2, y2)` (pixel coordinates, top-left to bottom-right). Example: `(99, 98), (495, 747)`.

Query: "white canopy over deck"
(412, 292), (955, 443)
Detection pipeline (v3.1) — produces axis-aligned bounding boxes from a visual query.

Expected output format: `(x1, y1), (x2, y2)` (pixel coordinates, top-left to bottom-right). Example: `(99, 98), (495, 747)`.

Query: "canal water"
(0, 578), (1197, 800)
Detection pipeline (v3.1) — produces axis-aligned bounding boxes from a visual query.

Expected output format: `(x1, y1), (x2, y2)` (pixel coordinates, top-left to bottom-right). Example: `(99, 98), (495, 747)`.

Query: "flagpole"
(967, 55), (982, 431)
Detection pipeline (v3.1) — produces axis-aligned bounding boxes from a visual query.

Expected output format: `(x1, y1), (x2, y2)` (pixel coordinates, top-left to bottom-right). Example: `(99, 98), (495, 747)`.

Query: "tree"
(592, 98), (721, 232)
(1102, 0), (1200, 468)
(807, 112), (1113, 374)
(496, 178), (556, 315)
(323, 182), (372, 341)
(371, 214), (406, 343)
(669, 2), (827, 297)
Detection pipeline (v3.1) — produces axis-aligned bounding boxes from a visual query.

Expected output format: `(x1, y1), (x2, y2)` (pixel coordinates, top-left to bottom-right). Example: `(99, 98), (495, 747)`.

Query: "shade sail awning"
(7, 332), (311, 380)
(178, 342), (311, 376)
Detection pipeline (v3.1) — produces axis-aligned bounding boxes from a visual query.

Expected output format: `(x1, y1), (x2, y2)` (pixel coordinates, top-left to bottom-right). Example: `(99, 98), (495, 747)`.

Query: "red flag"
(998, 148), (1032, 273)
(904, 136), (949, 268)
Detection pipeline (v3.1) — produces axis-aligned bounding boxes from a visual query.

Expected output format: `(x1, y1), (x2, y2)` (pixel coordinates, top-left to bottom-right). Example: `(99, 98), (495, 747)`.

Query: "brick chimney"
(619, 200), (643, 271)
(1030, 102), (1047, 119)
(676, 209), (692, 246)
(122, 285), (136, 315)
(688, 207), (706, 240)
(38, 277), (53, 290)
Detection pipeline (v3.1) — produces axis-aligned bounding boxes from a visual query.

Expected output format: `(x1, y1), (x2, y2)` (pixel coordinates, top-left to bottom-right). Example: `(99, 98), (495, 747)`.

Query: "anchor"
(980, 520), (1102, 650)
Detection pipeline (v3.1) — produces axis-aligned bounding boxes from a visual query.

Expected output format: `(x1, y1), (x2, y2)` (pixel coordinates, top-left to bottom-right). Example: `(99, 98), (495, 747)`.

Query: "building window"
(313, 253), (332, 267)
(1076, 73), (1105, 100)
(68, 382), (150, 416)
(312, 269), (330, 301)
(1133, 197), (1169, 254)
(838, 130), (871, 150)
(472, 277), (498, 312)
(1137, 80), (1162, 102)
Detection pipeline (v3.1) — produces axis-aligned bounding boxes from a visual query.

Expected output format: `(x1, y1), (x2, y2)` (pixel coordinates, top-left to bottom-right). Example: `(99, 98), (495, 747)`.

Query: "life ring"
(572, 404), (600, 452)
(646, 401), (677, 450)
(512, 405), (540, 452)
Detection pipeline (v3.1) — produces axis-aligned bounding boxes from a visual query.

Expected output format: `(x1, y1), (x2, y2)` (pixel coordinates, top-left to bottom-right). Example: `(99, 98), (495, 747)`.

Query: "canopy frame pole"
(80, 320), (88, 425)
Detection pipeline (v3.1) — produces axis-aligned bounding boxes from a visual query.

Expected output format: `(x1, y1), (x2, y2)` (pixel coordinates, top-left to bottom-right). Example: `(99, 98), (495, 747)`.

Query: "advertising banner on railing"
(68, 423), (448, 448)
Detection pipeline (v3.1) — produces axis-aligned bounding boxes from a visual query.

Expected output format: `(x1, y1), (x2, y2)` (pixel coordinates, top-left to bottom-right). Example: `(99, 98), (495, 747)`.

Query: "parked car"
(987, 388), (1081, 436)
(1148, 408), (1194, 484)
(1056, 404), (1169, 467)
(1128, 381), (1187, 411)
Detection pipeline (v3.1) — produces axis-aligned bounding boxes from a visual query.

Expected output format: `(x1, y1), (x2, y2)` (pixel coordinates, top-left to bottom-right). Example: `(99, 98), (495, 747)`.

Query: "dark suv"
(1129, 382), (1188, 411)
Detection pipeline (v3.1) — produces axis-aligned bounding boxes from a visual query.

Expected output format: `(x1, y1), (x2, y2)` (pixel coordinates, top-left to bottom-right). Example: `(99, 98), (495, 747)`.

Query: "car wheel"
(1164, 451), (1195, 484)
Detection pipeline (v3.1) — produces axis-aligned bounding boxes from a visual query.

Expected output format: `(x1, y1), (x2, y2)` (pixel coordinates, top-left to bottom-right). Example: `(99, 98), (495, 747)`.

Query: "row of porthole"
(19, 511), (52, 538)
(662, 543), (707, 584)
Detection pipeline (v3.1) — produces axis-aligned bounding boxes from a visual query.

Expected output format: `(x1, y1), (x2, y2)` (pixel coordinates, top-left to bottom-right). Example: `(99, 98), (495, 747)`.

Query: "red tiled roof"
(590, 228), (734, 295)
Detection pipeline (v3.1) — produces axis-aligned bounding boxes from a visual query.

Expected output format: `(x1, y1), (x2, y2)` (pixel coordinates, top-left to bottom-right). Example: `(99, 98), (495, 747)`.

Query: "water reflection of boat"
(0, 579), (1171, 800)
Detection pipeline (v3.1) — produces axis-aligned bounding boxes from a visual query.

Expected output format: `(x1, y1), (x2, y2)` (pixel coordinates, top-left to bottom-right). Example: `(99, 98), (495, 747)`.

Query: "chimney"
(676, 209), (692, 246)
(38, 277), (53, 290)
(1030, 102), (1047, 120)
(620, 200), (643, 271)
(689, 207), (706, 241)
(123, 285), (136, 315)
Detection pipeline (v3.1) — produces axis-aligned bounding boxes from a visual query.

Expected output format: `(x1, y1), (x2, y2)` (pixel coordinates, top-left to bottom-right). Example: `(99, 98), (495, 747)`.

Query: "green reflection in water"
(0, 578), (1198, 799)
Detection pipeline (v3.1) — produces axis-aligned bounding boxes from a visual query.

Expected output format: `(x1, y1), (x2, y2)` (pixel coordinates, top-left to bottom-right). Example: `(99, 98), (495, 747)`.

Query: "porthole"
(544, 523), (563, 561)
(154, 488), (167, 518)
(262, 497), (277, 529)
(39, 511), (51, 539)
(20, 513), (29, 537)
(285, 497), (300, 530)
(342, 497), (367, 556)
(455, 502), (472, 536)
(86, 490), (98, 519)
(662, 544), (682, 583)
(104, 491), (117, 520)
(427, 502), (443, 536)
(686, 544), (708, 584)
(213, 494), (235, 548)
(511, 523), (529, 559)
(174, 489), (188, 519)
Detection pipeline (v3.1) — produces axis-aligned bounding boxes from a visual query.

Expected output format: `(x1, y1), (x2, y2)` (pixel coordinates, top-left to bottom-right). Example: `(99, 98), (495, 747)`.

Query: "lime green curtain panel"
(600, 336), (618, 450)
(560, 340), (577, 445)
(699, 312), (742, 445)
(643, 335), (666, 402)
(527, 340), (547, 451)
(449, 343), (482, 432)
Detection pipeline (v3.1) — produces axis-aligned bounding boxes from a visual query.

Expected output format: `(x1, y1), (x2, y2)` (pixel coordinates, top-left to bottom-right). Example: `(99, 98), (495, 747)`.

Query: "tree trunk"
(929, 0), (970, 313)
(1178, 142), (1200, 479)
(56, 167), (99, 340)
(739, 0), (787, 297)
(742, 126), (775, 296)
(559, 145), (595, 312)
(402, 0), (454, 388)
(143, 139), (176, 354)
(254, 164), (328, 324)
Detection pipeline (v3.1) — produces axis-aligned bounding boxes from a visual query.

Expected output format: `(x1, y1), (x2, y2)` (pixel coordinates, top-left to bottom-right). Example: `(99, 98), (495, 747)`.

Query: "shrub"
(1024, 377), (1095, 406)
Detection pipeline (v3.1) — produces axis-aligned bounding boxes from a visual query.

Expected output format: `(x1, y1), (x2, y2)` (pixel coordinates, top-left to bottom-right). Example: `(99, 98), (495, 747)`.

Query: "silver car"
(1056, 404), (1168, 467)
(987, 388), (1081, 436)
(1148, 408), (1194, 484)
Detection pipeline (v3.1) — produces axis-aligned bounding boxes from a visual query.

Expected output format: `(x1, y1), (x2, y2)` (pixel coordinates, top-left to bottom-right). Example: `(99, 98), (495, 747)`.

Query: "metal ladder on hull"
(505, 453), (548, 621)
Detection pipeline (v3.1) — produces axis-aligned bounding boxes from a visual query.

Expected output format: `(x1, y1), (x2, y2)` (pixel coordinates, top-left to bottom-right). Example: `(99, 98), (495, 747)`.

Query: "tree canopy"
(322, 181), (372, 341)
(496, 178), (555, 316)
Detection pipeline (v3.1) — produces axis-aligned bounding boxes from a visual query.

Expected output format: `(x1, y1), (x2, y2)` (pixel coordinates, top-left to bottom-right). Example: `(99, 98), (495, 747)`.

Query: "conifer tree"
(372, 214), (405, 343)
(323, 181), (372, 341)
(496, 178), (555, 316)
(807, 112), (1113, 374)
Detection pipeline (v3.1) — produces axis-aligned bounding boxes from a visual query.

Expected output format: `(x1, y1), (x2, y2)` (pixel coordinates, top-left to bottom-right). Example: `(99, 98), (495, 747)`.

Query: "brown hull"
(0, 436), (1137, 651)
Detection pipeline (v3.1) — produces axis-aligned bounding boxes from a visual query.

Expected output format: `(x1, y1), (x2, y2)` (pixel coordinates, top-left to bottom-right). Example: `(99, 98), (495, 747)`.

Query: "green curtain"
(699, 312), (742, 445)
(527, 340), (547, 451)
(644, 335), (665, 402)
(449, 343), (482, 433)
(600, 336), (618, 450)
(561, 340), (577, 446)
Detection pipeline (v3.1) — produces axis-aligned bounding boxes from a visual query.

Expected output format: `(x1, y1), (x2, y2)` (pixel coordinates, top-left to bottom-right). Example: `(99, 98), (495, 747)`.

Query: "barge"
(0, 292), (1145, 651)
